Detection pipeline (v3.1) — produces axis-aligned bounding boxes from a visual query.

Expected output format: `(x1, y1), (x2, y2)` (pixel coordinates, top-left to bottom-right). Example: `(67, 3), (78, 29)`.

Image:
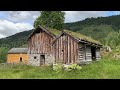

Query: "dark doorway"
(40, 55), (45, 65)
(91, 47), (96, 60)
(20, 57), (22, 62)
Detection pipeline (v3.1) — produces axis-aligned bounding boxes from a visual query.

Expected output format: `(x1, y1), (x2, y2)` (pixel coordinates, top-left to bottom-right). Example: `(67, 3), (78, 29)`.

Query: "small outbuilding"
(7, 48), (28, 64)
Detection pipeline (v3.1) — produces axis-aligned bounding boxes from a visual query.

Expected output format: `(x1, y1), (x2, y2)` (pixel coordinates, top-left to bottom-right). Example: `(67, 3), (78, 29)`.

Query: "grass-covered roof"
(29, 26), (102, 45)
(46, 28), (61, 36)
(64, 30), (101, 45)
(45, 27), (101, 45)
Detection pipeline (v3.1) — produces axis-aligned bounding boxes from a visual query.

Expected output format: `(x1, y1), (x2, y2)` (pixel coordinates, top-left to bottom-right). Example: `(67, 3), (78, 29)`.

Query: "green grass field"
(0, 57), (120, 79)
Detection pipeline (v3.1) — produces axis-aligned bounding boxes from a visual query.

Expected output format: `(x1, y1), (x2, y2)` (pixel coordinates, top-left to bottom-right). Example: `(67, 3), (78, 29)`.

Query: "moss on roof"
(45, 27), (61, 36)
(37, 26), (101, 45)
(64, 30), (101, 45)
(46, 27), (101, 45)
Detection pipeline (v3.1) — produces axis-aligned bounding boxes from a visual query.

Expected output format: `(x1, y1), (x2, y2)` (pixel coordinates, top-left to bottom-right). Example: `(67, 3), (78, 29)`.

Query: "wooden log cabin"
(28, 25), (102, 66)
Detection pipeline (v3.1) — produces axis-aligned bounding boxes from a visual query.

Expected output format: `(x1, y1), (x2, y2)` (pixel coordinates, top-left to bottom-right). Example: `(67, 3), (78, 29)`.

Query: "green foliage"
(104, 45), (120, 60)
(34, 11), (65, 30)
(0, 47), (8, 63)
(53, 64), (64, 73)
(66, 64), (82, 71)
(104, 31), (120, 48)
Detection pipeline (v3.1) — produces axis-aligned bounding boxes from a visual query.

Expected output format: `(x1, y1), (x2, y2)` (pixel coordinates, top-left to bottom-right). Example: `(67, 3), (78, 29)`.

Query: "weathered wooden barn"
(52, 30), (102, 64)
(28, 25), (102, 66)
(7, 48), (28, 64)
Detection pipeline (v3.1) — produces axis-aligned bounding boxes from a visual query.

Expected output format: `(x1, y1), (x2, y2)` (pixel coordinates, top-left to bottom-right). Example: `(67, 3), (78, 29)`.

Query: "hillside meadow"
(0, 57), (120, 79)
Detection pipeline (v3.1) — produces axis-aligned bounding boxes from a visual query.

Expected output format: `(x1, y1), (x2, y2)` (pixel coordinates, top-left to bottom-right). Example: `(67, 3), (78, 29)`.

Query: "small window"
(34, 56), (37, 59)
(20, 57), (22, 62)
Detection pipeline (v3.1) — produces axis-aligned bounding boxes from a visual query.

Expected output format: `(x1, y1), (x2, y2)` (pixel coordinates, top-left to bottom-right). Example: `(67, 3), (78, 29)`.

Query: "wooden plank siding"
(78, 44), (84, 61)
(96, 48), (101, 60)
(78, 44), (92, 61)
(85, 46), (92, 61)
(53, 33), (79, 64)
(28, 31), (54, 55)
(7, 54), (28, 64)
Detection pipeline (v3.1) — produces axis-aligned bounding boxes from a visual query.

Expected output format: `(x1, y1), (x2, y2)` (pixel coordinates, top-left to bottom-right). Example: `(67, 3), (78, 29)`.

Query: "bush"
(0, 47), (8, 63)
(66, 64), (82, 71)
(53, 64), (64, 73)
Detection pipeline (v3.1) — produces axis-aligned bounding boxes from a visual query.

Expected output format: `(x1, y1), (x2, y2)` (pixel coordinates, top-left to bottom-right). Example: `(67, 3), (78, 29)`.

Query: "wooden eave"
(8, 52), (27, 54)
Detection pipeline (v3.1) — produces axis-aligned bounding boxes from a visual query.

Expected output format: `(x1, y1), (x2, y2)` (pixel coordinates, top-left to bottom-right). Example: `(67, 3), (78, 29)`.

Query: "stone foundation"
(77, 60), (92, 65)
(28, 54), (54, 66)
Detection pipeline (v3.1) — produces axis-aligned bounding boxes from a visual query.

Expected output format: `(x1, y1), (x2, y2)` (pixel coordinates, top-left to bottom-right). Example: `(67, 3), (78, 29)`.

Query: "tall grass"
(0, 58), (120, 79)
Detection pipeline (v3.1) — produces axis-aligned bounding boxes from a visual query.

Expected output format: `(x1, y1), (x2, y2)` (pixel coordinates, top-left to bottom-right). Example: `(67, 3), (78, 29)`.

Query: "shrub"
(53, 64), (64, 73)
(66, 64), (82, 71)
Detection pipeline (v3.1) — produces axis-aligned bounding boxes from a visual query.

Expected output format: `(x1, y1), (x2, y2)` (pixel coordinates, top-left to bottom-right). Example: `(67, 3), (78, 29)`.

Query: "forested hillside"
(0, 30), (33, 48)
(64, 15), (120, 31)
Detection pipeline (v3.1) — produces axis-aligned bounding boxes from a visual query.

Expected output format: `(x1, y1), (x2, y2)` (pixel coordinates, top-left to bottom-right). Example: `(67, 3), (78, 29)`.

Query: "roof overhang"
(8, 52), (27, 54)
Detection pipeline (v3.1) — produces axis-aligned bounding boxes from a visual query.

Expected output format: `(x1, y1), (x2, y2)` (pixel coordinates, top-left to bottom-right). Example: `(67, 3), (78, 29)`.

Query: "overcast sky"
(0, 11), (120, 39)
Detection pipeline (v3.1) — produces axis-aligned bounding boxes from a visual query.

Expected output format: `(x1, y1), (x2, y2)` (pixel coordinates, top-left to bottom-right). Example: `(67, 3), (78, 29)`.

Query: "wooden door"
(91, 47), (96, 60)
(40, 55), (45, 65)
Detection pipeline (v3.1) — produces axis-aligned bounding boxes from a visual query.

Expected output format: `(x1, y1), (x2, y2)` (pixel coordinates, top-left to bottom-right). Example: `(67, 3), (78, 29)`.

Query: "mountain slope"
(64, 15), (120, 31)
(0, 30), (33, 48)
